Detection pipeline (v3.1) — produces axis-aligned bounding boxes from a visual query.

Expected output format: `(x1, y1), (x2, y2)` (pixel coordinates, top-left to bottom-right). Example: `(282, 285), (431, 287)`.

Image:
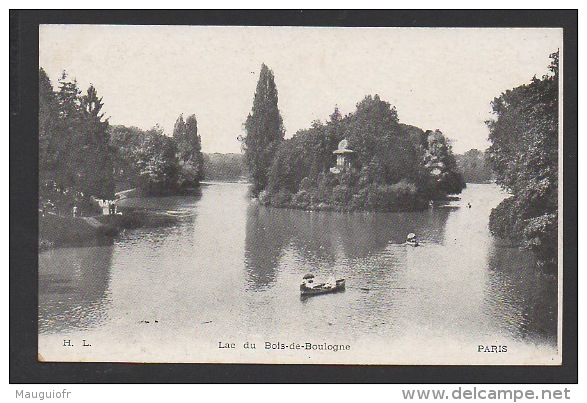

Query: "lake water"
(38, 183), (559, 364)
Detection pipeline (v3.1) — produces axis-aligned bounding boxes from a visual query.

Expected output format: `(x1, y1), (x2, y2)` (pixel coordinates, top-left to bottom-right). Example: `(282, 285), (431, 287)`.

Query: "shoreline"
(39, 182), (470, 249)
(257, 195), (461, 214)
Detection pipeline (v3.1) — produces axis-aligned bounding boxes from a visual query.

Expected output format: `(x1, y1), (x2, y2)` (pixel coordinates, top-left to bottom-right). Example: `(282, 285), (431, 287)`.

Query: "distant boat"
(406, 233), (419, 247)
(300, 274), (346, 296)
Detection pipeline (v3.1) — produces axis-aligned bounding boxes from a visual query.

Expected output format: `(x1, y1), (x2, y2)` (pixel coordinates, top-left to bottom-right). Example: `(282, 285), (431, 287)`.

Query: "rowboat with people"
(300, 273), (346, 296)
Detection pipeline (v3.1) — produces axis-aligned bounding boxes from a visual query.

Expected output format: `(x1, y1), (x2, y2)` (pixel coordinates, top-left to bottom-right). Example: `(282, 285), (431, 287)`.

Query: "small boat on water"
(300, 274), (346, 296)
(406, 233), (419, 247)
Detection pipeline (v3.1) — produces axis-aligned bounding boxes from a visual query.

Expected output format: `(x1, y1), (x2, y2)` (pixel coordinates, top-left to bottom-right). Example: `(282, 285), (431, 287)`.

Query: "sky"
(39, 25), (562, 154)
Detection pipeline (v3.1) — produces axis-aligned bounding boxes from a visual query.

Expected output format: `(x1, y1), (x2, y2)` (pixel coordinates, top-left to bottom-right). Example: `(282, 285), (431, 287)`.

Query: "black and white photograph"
(35, 23), (563, 365)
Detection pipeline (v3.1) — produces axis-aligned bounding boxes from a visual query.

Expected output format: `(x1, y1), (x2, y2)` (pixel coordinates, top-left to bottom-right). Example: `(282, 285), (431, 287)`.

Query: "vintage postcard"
(37, 25), (563, 365)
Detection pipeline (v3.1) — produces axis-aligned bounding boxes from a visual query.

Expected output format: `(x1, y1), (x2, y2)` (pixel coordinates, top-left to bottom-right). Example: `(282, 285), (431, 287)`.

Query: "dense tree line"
(203, 153), (247, 181)
(273, 97), (464, 211)
(455, 149), (495, 184)
(109, 114), (204, 196)
(109, 124), (180, 196)
(249, 91), (464, 211)
(40, 68), (115, 215)
(40, 68), (205, 215)
(240, 64), (464, 212)
(486, 51), (559, 272)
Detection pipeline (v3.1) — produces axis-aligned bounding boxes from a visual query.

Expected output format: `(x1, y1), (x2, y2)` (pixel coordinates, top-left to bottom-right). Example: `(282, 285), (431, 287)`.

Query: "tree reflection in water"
(485, 246), (557, 344)
(244, 204), (453, 291)
(39, 245), (113, 333)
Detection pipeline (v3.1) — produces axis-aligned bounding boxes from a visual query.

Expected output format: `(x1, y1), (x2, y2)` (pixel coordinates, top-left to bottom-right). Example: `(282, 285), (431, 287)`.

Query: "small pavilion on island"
(330, 139), (354, 174)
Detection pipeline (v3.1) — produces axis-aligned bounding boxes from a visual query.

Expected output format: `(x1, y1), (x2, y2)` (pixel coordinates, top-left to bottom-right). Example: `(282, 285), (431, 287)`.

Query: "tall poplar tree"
(173, 114), (187, 159)
(242, 63), (285, 196)
(184, 114), (204, 183)
(173, 113), (204, 189)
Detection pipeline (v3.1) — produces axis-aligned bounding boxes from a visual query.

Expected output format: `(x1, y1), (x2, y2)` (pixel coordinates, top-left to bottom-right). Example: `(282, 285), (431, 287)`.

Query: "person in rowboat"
(406, 233), (419, 246)
(325, 276), (336, 289)
(302, 274), (316, 289)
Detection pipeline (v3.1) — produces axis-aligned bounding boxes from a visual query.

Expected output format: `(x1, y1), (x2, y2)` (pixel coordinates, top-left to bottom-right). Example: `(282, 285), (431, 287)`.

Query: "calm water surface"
(39, 183), (558, 363)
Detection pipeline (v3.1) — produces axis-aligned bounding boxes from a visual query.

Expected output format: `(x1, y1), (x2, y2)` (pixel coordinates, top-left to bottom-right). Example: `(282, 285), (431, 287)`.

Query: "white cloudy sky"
(39, 25), (562, 154)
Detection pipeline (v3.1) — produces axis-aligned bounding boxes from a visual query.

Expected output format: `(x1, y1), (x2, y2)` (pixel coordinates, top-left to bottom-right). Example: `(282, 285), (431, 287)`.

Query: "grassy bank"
(39, 206), (181, 250)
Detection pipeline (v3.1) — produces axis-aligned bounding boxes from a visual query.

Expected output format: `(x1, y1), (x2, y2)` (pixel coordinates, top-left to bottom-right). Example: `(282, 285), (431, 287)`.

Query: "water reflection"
(39, 245), (113, 333)
(486, 246), (557, 344)
(38, 183), (558, 361)
(244, 206), (291, 290)
(338, 208), (453, 258)
(244, 204), (453, 291)
(117, 191), (203, 212)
